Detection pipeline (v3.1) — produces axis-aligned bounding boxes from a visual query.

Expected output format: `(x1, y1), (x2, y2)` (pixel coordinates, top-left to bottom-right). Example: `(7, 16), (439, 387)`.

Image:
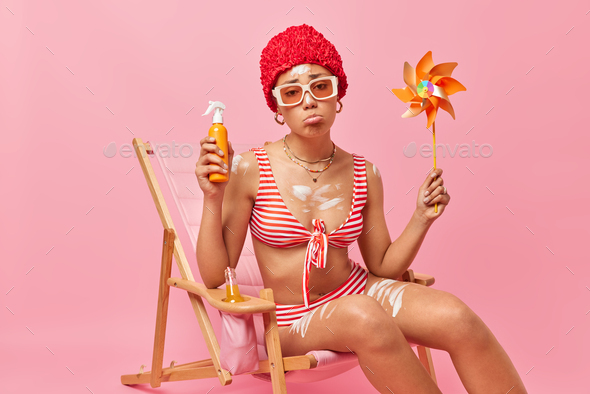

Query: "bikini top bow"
(302, 218), (328, 309)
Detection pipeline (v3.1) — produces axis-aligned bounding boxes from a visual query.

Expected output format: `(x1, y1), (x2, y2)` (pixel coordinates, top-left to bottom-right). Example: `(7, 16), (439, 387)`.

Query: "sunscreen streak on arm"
(231, 154), (243, 174)
(373, 163), (381, 178)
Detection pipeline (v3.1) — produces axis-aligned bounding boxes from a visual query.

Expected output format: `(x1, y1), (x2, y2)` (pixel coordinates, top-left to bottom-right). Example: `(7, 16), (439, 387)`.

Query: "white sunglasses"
(272, 76), (339, 106)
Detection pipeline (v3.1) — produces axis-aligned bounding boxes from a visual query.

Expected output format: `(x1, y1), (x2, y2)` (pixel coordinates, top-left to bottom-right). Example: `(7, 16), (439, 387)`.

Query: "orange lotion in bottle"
(201, 100), (228, 182)
(223, 266), (245, 303)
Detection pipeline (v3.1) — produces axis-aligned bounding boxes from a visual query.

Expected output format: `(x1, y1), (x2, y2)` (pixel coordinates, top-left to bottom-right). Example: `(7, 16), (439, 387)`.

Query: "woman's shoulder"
(344, 150), (382, 187)
(338, 147), (375, 171)
(227, 149), (260, 201)
(231, 149), (259, 178)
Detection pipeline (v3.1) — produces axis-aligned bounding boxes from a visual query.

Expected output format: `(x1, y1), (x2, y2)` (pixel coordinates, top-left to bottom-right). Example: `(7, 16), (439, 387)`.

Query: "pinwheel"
(391, 50), (466, 213)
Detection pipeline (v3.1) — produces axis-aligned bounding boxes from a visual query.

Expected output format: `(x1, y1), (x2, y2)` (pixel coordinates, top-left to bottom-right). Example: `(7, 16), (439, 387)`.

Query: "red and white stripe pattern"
(275, 260), (369, 326)
(249, 147), (368, 309)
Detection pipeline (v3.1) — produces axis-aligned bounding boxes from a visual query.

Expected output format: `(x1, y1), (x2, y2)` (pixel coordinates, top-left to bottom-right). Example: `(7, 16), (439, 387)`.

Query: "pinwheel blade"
(434, 77), (467, 96)
(391, 86), (415, 103)
(402, 102), (425, 118)
(431, 84), (449, 102)
(403, 62), (417, 94)
(425, 102), (439, 129)
(415, 51), (435, 81)
(428, 62), (458, 78)
(438, 97), (456, 120)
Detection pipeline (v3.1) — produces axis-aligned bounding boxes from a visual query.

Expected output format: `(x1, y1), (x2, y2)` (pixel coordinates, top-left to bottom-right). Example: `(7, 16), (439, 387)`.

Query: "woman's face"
(273, 63), (339, 138)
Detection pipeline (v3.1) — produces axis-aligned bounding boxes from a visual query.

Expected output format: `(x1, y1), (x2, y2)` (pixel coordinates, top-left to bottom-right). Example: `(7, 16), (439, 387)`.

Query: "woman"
(195, 24), (527, 394)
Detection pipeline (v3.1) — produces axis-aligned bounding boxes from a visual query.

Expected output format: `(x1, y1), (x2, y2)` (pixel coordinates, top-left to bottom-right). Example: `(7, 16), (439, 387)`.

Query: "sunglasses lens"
(278, 78), (335, 105)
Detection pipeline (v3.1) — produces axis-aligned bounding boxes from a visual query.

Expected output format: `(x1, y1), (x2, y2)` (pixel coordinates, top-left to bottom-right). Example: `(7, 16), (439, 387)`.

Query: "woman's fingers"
(200, 136), (225, 158)
(423, 185), (443, 204)
(196, 134), (229, 180)
(424, 187), (450, 205)
(201, 152), (228, 170)
(423, 177), (444, 198)
(422, 168), (444, 197)
(422, 168), (443, 188)
(196, 162), (228, 178)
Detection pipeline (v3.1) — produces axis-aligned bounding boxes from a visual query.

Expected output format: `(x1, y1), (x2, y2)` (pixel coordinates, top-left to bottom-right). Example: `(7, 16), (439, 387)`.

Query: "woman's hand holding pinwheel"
(414, 167), (450, 224)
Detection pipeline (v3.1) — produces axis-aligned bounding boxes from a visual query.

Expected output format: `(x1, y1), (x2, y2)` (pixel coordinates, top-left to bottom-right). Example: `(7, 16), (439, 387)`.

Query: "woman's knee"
(335, 294), (406, 351)
(441, 294), (491, 348)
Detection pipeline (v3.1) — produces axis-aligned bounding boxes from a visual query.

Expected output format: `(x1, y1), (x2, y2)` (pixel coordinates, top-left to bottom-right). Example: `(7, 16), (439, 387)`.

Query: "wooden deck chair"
(120, 138), (438, 393)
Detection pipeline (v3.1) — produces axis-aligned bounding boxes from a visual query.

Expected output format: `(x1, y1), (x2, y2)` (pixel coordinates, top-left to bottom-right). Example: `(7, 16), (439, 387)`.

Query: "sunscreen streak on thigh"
(325, 303), (338, 319)
(367, 279), (411, 317)
(289, 308), (317, 338)
(318, 301), (333, 320)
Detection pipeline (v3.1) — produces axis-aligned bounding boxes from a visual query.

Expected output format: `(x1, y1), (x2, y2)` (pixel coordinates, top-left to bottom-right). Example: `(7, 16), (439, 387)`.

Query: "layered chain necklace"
(283, 134), (336, 183)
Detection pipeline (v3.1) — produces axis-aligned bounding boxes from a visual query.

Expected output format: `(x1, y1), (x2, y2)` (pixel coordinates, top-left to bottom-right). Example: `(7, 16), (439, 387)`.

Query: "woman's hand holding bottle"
(195, 136), (234, 198)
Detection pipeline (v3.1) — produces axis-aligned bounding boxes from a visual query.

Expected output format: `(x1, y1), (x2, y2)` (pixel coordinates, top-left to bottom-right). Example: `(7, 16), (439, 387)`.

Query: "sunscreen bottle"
(201, 101), (228, 182)
(223, 266), (245, 303)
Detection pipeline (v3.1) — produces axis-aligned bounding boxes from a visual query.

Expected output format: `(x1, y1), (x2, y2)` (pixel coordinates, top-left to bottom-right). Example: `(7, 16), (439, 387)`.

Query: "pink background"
(2, 0), (589, 393)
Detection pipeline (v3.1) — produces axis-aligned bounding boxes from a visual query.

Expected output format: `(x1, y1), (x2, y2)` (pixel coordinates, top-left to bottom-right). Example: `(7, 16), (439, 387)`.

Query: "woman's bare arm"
(196, 151), (257, 288)
(356, 159), (393, 277)
(358, 163), (448, 279)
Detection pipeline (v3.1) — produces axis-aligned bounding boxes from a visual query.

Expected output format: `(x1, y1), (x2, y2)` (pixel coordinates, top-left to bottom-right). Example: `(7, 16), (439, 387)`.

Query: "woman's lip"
(303, 115), (322, 125)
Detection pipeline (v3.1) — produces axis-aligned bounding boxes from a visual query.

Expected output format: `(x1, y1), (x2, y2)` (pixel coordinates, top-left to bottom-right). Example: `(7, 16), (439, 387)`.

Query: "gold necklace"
(282, 135), (336, 182)
(284, 135), (336, 163)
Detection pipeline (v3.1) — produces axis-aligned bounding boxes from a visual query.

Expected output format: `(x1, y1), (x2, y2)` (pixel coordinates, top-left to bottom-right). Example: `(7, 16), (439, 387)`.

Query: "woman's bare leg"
(277, 294), (442, 394)
(363, 273), (528, 394)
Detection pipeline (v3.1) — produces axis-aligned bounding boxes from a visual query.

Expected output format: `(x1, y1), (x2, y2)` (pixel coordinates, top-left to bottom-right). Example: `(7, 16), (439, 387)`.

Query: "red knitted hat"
(260, 24), (348, 113)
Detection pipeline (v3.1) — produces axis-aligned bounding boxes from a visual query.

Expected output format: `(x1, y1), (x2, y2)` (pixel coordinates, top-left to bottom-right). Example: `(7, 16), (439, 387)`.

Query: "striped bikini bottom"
(274, 259), (369, 327)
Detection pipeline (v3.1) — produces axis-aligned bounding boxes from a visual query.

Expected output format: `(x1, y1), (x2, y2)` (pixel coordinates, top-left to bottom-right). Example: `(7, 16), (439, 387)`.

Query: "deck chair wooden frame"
(120, 137), (438, 393)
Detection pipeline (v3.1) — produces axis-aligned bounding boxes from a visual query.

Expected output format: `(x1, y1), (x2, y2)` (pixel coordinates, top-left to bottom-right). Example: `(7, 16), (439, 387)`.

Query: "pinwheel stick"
(432, 121), (438, 213)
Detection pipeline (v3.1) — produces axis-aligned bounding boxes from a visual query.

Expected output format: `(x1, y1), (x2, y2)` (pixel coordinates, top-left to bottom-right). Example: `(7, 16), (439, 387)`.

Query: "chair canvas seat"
(154, 142), (420, 383)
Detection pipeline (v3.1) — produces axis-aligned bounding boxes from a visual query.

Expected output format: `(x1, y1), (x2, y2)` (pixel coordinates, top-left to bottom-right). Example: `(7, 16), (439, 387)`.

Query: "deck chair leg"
(417, 345), (437, 385)
(150, 228), (176, 388)
(259, 289), (287, 394)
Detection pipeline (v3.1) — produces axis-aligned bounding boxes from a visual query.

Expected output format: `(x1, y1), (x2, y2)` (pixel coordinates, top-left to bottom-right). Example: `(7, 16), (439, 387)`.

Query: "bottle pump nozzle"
(202, 101), (226, 124)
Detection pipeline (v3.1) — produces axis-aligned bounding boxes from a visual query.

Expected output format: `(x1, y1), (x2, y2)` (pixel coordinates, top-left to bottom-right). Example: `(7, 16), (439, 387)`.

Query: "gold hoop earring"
(336, 98), (343, 113)
(275, 112), (285, 125)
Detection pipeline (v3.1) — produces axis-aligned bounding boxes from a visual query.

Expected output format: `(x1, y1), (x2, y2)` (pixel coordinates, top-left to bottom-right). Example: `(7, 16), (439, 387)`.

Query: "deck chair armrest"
(412, 272), (435, 286)
(167, 277), (276, 314)
(398, 269), (435, 286)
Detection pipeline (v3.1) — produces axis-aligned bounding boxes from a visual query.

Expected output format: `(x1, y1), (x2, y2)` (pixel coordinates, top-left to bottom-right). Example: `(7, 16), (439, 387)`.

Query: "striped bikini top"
(249, 147), (368, 308)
